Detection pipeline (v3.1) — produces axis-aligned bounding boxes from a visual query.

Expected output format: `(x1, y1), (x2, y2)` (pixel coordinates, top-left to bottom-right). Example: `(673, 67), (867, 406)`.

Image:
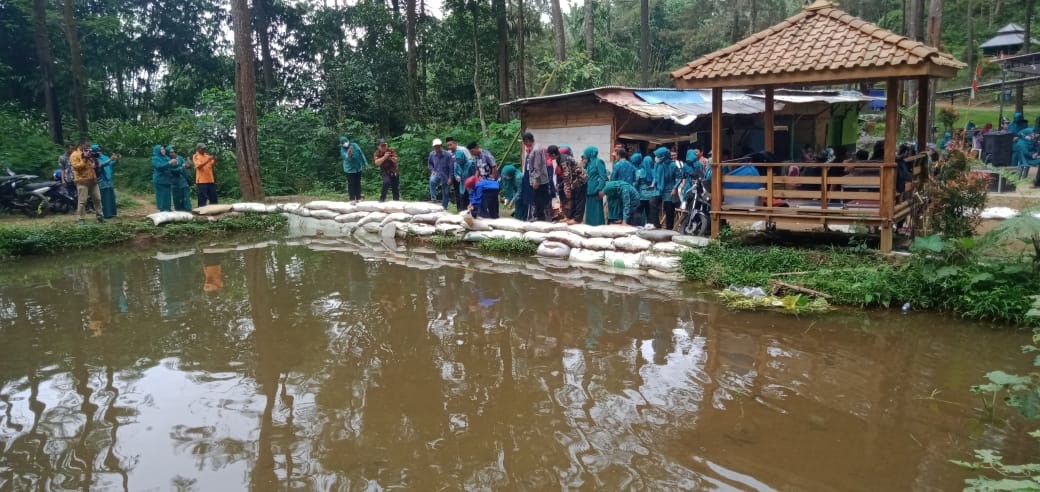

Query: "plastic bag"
(147, 211), (195, 225)
(405, 202), (446, 215)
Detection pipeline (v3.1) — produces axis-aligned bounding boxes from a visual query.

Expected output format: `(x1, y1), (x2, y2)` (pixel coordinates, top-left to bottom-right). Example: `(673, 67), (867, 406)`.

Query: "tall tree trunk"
(730, 0), (741, 43)
(966, 0), (975, 85)
(232, 0), (265, 200)
(749, 0), (757, 36)
(406, 0), (418, 111)
(550, 0), (565, 61)
(61, 0), (87, 141)
(639, 0), (649, 86)
(583, 0), (593, 58)
(494, 0), (510, 120)
(255, 0), (276, 96)
(31, 0), (61, 144)
(905, 0), (923, 105)
(516, 0), (526, 97)
(927, 0), (943, 144)
(1016, 0), (1033, 114)
(471, 0), (487, 134)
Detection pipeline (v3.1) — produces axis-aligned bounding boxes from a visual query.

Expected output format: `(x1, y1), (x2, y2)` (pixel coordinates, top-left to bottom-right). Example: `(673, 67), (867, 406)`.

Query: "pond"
(0, 235), (1033, 491)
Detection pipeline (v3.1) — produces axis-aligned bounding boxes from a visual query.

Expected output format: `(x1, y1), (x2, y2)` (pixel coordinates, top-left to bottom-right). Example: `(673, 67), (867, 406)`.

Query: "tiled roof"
(671, 0), (965, 88)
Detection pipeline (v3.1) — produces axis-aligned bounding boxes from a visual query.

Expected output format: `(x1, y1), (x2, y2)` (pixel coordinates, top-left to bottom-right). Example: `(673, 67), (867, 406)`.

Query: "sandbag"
(355, 201), (382, 212)
(523, 231), (548, 244)
(405, 202), (446, 215)
(546, 231), (585, 248)
(380, 201), (409, 213)
(604, 250), (644, 270)
(646, 269), (682, 281)
(380, 212), (413, 226)
(485, 230), (524, 241)
(336, 212), (368, 223)
(326, 202), (357, 214)
(194, 204), (233, 216)
(147, 211), (195, 226)
(294, 208), (312, 217)
(406, 223), (437, 237)
(487, 218), (528, 232)
(651, 241), (692, 255)
(310, 210), (339, 220)
(568, 248), (604, 264)
(673, 235), (712, 248)
(232, 202), (267, 213)
(362, 222), (383, 234)
(612, 236), (652, 252)
(304, 200), (338, 211)
(465, 219), (493, 231)
(640, 253), (680, 272)
(526, 221), (569, 234)
(265, 204), (280, 213)
(412, 212), (446, 225)
(588, 224), (638, 239)
(581, 237), (616, 251)
(436, 214), (466, 226)
(357, 212), (388, 226)
(435, 223), (466, 236)
(567, 224), (596, 237)
(464, 231), (491, 242)
(280, 203), (302, 213)
(537, 241), (571, 258)
(637, 229), (680, 242)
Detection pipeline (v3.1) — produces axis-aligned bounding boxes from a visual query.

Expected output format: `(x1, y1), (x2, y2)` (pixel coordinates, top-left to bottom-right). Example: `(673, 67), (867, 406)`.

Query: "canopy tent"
(670, 0), (965, 252)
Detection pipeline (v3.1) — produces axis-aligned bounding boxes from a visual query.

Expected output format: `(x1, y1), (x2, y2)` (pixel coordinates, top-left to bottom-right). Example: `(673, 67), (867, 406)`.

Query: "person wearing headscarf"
(499, 163), (519, 208)
(167, 146), (192, 212)
(151, 145), (174, 212)
(549, 145), (587, 224)
(93, 144), (119, 219)
(339, 135), (368, 201)
(603, 180), (641, 226)
(651, 147), (680, 230)
(610, 149), (636, 185)
(453, 143), (475, 212)
(582, 146), (607, 226)
(1009, 112), (1029, 135)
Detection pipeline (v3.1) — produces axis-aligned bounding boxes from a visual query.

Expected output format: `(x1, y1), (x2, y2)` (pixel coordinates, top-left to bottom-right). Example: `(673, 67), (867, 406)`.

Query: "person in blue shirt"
(167, 146), (191, 212)
(465, 175), (501, 219)
(340, 135), (368, 201)
(427, 139), (454, 209)
(603, 180), (641, 225)
(651, 147), (679, 230)
(453, 143), (475, 212)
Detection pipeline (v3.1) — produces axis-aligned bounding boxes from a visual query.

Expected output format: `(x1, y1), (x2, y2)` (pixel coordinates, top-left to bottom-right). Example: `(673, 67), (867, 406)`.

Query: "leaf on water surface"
(985, 371), (1033, 390)
(965, 477), (1040, 491)
(974, 449), (1003, 465)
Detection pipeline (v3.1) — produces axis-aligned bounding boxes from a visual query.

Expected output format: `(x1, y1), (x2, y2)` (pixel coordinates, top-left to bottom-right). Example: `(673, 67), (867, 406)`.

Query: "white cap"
(432, 138), (443, 147)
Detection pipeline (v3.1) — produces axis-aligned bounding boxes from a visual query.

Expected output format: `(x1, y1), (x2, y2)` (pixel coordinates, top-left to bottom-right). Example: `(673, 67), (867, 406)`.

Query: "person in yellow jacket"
(70, 141), (104, 224)
(192, 144), (217, 207)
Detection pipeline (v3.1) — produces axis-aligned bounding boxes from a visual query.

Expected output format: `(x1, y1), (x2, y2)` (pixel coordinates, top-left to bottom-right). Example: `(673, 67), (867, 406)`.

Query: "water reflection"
(0, 239), (1034, 490)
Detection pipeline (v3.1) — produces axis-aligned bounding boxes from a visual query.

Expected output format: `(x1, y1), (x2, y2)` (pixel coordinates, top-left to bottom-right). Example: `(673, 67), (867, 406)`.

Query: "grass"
(0, 212), (287, 260)
(477, 238), (538, 256)
(428, 233), (461, 249)
(946, 104), (1040, 130)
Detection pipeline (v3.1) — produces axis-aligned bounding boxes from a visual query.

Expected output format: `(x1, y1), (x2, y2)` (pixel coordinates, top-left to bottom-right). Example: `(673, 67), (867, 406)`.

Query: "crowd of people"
(342, 132), (713, 229)
(57, 141), (120, 224)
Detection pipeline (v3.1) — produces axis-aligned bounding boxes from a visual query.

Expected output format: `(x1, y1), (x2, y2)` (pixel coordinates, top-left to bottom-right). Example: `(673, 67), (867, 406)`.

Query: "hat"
(338, 135), (348, 142)
(196, 143), (206, 150)
(377, 139), (387, 146)
(432, 138), (443, 147)
(89, 144), (100, 151)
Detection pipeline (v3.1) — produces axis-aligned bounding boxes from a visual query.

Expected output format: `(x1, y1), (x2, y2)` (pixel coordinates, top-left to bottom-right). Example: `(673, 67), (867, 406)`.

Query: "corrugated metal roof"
(596, 88), (767, 125)
(500, 86), (703, 106)
(980, 32), (1040, 49)
(748, 89), (881, 104)
(634, 90), (706, 104)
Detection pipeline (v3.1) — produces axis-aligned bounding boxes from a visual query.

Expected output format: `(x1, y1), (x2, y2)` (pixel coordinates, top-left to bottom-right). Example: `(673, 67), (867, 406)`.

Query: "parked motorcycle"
(0, 168), (54, 217)
(678, 175), (711, 236)
(24, 178), (77, 214)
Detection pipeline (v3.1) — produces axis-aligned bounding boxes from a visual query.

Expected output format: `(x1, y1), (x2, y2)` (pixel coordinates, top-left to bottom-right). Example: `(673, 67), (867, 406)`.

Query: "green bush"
(477, 238), (537, 256)
(0, 107), (63, 175)
(428, 233), (461, 249)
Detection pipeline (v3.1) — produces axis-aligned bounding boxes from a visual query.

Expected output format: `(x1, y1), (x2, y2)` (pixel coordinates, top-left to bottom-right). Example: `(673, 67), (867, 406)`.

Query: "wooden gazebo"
(670, 0), (964, 251)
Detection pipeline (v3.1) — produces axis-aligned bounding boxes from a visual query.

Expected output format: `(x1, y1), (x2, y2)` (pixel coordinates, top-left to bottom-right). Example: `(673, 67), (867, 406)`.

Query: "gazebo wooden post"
(881, 78), (901, 252)
(710, 87), (723, 238)
(764, 87), (775, 153)
(916, 76), (930, 151)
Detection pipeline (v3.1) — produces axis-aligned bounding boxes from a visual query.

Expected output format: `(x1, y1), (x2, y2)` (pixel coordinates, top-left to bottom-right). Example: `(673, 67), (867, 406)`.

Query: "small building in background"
(980, 23), (1040, 57)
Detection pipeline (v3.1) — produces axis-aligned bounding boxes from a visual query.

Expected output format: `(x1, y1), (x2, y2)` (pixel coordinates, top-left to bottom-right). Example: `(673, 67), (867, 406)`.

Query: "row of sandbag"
(299, 235), (687, 299)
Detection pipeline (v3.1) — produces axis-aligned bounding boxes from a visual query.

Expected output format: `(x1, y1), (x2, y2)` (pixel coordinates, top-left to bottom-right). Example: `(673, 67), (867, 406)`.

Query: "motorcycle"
(0, 169), (49, 217)
(678, 174), (711, 236)
(23, 177), (77, 214)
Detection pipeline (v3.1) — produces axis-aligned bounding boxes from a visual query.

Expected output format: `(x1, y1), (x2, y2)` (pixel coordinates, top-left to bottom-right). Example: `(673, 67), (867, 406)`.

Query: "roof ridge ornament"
(805, 0), (834, 11)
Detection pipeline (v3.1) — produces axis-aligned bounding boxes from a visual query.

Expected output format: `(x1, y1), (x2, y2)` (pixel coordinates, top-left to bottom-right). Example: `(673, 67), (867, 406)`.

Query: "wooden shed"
(670, 0), (964, 251)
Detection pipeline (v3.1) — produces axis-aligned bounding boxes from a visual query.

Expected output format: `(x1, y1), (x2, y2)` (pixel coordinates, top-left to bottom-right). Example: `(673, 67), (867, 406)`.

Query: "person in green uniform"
(607, 148), (634, 223)
(603, 180), (641, 225)
(583, 146), (607, 226)
(151, 145), (174, 212)
(167, 146), (192, 212)
(499, 163), (519, 208)
(93, 144), (119, 218)
(633, 153), (653, 226)
(651, 147), (680, 230)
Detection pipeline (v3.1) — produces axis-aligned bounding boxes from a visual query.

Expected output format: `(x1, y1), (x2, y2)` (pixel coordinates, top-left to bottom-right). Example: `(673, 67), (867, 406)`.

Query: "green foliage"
(0, 107), (62, 175)
(428, 233), (461, 250)
(0, 213), (286, 259)
(938, 106), (961, 132)
(680, 234), (1040, 325)
(954, 331), (1040, 490)
(926, 149), (989, 239)
(477, 238), (537, 256)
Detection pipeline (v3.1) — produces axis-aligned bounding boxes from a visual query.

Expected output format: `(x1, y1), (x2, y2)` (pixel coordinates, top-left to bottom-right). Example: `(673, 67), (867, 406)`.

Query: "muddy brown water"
(0, 237), (1034, 491)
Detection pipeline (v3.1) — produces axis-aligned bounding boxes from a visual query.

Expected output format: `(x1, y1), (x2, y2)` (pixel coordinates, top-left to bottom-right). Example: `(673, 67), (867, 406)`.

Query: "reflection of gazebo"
(670, 0), (964, 251)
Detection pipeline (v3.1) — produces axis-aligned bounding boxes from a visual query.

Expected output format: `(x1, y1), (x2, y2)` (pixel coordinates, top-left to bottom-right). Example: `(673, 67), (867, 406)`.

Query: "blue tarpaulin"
(635, 90), (706, 105)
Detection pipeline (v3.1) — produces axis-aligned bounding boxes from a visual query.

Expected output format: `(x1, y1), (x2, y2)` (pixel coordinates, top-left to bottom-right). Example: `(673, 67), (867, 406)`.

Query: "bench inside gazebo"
(670, 0), (965, 251)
